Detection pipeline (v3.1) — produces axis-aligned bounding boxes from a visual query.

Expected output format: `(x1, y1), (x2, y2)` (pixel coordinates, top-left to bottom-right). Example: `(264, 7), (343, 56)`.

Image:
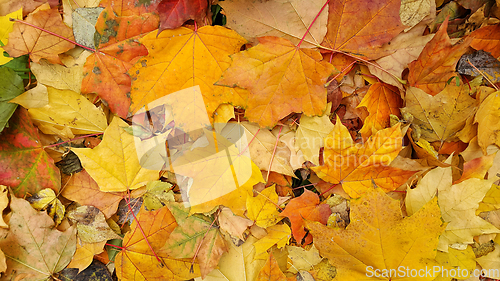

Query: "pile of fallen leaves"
(1, 0), (500, 280)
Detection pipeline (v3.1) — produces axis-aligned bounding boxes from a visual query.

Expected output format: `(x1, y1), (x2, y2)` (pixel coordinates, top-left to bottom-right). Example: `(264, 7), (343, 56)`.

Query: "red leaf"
(0, 108), (60, 197)
(158, 0), (208, 32)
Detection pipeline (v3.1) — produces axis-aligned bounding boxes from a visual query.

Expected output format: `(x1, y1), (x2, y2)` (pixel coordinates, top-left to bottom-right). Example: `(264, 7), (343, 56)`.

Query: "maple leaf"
(475, 91), (500, 153)
(306, 188), (445, 281)
(437, 177), (500, 251)
(30, 50), (91, 93)
(253, 223), (291, 260)
(4, 5), (74, 64)
(67, 206), (121, 244)
(99, 0), (161, 16)
(217, 207), (253, 240)
(295, 107), (334, 166)
(115, 205), (200, 280)
(256, 253), (287, 281)
(220, 0), (328, 48)
(161, 202), (227, 278)
(280, 189), (331, 244)
(322, 0), (406, 59)
(312, 117), (415, 198)
(61, 170), (145, 218)
(401, 83), (477, 143)
(246, 185), (282, 228)
(0, 195), (76, 280)
(67, 238), (105, 273)
(218, 36), (334, 128)
(357, 82), (403, 140)
(287, 244), (324, 273)
(129, 26), (247, 120)
(210, 235), (268, 281)
(158, 0), (209, 32)
(407, 18), (471, 95)
(26, 87), (108, 138)
(0, 8), (22, 65)
(470, 23), (500, 58)
(0, 108), (61, 197)
(72, 117), (160, 192)
(81, 6), (159, 118)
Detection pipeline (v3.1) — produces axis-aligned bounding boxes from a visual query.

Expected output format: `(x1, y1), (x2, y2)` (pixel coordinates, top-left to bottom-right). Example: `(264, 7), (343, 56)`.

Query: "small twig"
(10, 18), (96, 53)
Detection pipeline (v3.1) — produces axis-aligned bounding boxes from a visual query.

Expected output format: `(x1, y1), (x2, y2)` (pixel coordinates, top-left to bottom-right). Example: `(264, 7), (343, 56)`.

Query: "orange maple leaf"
(81, 6), (159, 118)
(218, 36), (334, 128)
(312, 117), (416, 198)
(4, 6), (74, 64)
(357, 82), (403, 140)
(407, 18), (471, 96)
(470, 23), (500, 58)
(115, 205), (200, 280)
(280, 189), (331, 244)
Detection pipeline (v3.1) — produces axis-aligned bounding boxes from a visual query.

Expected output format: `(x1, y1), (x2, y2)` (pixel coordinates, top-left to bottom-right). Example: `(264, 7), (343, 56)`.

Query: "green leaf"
(0, 67), (23, 132)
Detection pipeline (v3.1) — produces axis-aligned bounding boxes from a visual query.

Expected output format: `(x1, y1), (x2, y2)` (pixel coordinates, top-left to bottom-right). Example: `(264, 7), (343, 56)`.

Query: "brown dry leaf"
(61, 170), (145, 218)
(4, 5), (75, 64)
(0, 195), (76, 280)
(218, 207), (253, 240)
(239, 122), (294, 177)
(322, 0), (406, 59)
(220, 0), (328, 48)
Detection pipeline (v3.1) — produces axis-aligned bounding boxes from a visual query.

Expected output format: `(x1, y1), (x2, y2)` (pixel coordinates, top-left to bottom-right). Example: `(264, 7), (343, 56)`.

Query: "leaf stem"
(124, 195), (164, 266)
(297, 0), (330, 48)
(44, 132), (104, 148)
(105, 243), (125, 250)
(10, 18), (96, 53)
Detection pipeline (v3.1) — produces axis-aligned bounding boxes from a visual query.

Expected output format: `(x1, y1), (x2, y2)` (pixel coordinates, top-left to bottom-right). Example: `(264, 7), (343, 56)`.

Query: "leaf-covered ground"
(1, 0), (500, 280)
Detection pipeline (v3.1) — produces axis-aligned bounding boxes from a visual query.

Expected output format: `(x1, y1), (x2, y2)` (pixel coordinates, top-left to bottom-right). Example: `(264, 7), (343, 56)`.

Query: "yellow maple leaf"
(129, 26), (247, 120)
(72, 117), (159, 192)
(246, 185), (282, 228)
(253, 223), (291, 260)
(475, 91), (500, 153)
(401, 84), (477, 143)
(437, 177), (500, 251)
(306, 188), (445, 281)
